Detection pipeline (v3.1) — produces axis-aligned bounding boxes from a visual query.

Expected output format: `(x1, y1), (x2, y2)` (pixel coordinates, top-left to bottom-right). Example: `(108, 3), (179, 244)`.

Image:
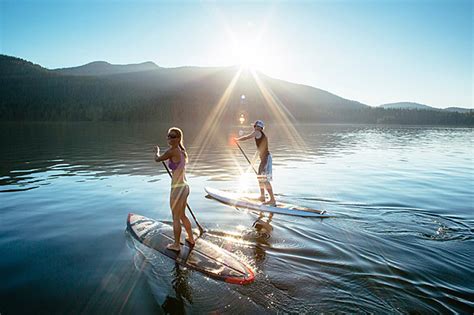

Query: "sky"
(1, 0), (472, 108)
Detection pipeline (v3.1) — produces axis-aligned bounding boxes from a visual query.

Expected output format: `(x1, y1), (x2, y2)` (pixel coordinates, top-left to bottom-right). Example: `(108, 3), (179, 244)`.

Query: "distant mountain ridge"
(379, 102), (471, 113)
(53, 61), (160, 76)
(0, 55), (50, 76)
(0, 54), (472, 125)
(444, 107), (472, 113)
(379, 102), (434, 110)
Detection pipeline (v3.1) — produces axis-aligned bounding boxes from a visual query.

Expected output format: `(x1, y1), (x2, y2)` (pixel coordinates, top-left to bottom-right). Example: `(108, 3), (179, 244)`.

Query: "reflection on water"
(0, 122), (473, 313)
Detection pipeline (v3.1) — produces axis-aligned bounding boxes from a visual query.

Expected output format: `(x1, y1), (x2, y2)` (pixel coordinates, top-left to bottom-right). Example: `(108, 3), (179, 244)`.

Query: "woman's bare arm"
(154, 147), (174, 162)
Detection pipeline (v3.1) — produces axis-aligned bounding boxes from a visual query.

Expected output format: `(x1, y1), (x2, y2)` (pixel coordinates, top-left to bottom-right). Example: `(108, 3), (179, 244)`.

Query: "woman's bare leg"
(168, 193), (182, 251)
(181, 214), (194, 244)
(178, 188), (194, 244)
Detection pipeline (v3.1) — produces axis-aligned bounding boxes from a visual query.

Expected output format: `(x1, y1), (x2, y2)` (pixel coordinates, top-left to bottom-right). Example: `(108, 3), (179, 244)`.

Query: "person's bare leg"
(167, 194), (182, 251)
(264, 182), (276, 205)
(258, 179), (266, 202)
(179, 187), (194, 244)
(181, 214), (195, 245)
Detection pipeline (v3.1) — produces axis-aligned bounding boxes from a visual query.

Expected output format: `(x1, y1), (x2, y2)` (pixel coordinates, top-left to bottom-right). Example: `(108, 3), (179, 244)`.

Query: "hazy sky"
(1, 0), (472, 108)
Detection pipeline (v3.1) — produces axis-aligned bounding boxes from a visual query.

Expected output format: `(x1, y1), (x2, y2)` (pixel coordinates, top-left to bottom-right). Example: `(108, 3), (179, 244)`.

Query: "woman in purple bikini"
(154, 127), (194, 252)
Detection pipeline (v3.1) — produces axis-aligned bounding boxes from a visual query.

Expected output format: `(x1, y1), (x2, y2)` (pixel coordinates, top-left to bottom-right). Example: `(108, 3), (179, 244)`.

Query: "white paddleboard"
(205, 187), (330, 218)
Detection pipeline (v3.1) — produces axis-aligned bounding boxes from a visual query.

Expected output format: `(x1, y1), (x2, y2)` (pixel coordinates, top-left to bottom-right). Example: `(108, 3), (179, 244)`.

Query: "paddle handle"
(162, 161), (205, 236)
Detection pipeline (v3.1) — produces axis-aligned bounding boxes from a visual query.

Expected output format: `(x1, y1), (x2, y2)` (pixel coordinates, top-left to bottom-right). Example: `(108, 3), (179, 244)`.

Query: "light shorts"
(257, 153), (272, 183)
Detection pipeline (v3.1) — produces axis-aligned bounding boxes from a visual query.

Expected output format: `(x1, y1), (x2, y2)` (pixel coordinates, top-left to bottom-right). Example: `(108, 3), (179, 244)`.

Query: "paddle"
(235, 141), (258, 175)
(161, 161), (205, 236)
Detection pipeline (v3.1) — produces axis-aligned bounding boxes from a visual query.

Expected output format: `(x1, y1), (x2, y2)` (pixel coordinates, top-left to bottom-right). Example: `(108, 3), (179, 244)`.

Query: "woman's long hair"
(168, 127), (188, 162)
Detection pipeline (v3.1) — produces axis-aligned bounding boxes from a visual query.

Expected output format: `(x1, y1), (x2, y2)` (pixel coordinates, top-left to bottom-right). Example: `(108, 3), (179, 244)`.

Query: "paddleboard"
(127, 213), (254, 285)
(205, 187), (329, 218)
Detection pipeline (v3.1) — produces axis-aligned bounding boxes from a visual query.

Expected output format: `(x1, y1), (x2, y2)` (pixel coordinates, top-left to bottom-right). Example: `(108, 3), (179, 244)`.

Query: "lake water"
(0, 122), (473, 314)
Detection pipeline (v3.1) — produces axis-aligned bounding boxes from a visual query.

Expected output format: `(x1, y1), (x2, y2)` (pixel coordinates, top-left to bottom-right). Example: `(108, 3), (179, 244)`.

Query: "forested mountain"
(0, 55), (51, 76)
(444, 107), (472, 113)
(53, 61), (159, 76)
(379, 102), (471, 113)
(380, 102), (435, 110)
(0, 55), (472, 125)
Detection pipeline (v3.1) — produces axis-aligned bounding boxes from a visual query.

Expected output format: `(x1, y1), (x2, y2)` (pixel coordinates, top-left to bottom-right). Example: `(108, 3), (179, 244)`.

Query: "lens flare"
(239, 113), (246, 124)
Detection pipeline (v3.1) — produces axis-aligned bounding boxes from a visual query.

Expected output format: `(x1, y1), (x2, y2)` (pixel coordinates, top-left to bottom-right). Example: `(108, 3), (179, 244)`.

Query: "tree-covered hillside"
(0, 55), (472, 125)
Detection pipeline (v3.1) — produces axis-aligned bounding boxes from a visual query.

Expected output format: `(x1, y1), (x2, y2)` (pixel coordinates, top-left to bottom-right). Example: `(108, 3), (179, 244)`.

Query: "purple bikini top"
(168, 150), (185, 171)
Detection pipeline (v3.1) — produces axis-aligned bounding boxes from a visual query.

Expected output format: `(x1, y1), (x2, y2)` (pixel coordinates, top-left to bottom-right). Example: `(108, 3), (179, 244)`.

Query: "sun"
(223, 20), (268, 70)
(233, 40), (263, 69)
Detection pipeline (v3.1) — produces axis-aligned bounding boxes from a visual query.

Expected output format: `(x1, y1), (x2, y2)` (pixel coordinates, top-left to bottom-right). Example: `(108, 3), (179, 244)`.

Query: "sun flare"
(222, 17), (270, 70)
(233, 41), (263, 69)
(238, 172), (256, 193)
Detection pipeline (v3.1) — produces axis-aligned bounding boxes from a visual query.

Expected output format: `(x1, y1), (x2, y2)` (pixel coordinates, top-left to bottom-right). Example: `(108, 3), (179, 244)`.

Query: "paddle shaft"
(162, 161), (205, 236)
(235, 141), (258, 175)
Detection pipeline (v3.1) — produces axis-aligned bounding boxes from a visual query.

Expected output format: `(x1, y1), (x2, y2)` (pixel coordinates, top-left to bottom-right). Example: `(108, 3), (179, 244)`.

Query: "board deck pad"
(205, 187), (330, 218)
(127, 213), (254, 285)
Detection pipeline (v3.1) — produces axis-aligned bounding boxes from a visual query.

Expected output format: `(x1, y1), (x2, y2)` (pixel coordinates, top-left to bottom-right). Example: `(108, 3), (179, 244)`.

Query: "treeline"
(295, 107), (473, 125)
(0, 61), (230, 122)
(0, 55), (472, 126)
(1, 74), (471, 125)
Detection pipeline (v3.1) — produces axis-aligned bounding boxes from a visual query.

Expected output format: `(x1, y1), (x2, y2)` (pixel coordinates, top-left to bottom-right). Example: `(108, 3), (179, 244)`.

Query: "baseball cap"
(253, 120), (264, 128)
